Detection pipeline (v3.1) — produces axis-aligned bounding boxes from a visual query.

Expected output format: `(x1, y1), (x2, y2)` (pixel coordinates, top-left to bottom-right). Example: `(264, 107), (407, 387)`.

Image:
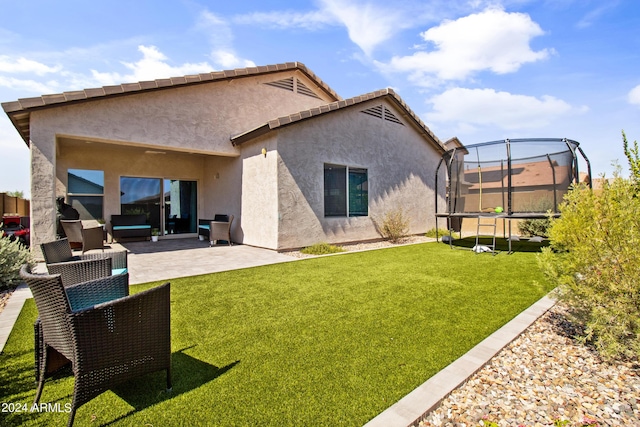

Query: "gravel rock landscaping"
(419, 304), (640, 427)
(0, 286), (15, 315)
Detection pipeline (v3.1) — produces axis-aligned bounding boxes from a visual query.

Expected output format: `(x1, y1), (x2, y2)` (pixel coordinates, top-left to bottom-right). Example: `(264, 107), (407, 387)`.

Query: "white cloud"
(90, 45), (214, 86)
(575, 2), (619, 29)
(0, 55), (62, 93)
(197, 10), (255, 69)
(0, 76), (58, 94)
(210, 50), (256, 69)
(628, 84), (640, 106)
(0, 56), (62, 75)
(427, 87), (587, 131)
(318, 0), (410, 56)
(378, 7), (552, 83)
(233, 10), (335, 30)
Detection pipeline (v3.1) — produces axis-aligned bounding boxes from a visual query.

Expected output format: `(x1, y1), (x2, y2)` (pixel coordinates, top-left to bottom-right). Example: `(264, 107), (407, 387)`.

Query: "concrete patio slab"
(116, 239), (295, 285)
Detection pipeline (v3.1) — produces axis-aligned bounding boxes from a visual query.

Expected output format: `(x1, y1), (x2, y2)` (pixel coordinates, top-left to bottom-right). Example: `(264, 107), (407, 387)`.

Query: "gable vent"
(265, 77), (294, 92)
(361, 104), (384, 119)
(361, 105), (404, 126)
(297, 81), (321, 99)
(264, 77), (322, 99)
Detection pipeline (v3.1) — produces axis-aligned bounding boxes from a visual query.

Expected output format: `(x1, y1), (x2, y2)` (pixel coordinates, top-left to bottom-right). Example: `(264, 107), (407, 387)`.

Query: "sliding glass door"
(163, 179), (197, 235)
(120, 177), (197, 237)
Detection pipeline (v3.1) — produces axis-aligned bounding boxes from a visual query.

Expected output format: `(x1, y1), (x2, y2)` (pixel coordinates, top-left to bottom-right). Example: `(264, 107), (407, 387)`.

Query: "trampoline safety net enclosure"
(435, 138), (592, 224)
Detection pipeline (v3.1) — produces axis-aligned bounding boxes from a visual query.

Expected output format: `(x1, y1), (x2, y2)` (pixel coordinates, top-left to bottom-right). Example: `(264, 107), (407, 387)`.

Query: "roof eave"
(229, 89), (447, 154)
(230, 123), (273, 146)
(1, 61), (342, 146)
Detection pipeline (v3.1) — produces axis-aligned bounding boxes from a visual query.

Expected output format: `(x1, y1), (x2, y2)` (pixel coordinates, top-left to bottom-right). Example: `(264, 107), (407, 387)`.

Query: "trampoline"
(435, 138), (591, 252)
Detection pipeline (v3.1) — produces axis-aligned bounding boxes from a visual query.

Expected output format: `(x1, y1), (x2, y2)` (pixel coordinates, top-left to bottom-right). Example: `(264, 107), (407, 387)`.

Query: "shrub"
(425, 228), (460, 239)
(0, 236), (33, 291)
(379, 208), (409, 243)
(539, 151), (640, 359)
(300, 242), (345, 255)
(517, 198), (554, 237)
(623, 129), (640, 184)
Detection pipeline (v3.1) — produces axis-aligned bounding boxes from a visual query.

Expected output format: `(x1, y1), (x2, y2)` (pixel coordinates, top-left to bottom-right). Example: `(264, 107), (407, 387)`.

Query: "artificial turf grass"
(0, 242), (553, 426)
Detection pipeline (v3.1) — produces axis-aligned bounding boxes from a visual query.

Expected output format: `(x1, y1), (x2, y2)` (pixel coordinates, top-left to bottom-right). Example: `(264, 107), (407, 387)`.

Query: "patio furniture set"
(17, 211), (234, 425)
(19, 238), (171, 426)
(59, 213), (234, 247)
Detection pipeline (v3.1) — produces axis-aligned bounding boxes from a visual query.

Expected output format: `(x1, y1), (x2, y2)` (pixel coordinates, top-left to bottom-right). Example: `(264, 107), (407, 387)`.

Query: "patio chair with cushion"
(20, 264), (171, 427)
(208, 215), (234, 247)
(31, 266), (130, 384)
(60, 220), (105, 253)
(41, 238), (128, 278)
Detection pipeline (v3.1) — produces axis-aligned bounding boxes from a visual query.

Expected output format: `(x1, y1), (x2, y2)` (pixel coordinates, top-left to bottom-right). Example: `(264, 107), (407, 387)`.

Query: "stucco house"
(2, 62), (447, 252)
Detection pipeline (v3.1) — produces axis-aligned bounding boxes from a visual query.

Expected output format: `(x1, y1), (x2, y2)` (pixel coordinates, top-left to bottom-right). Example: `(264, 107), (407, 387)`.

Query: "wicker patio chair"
(33, 267), (130, 384)
(60, 220), (105, 253)
(46, 257), (113, 286)
(209, 215), (234, 246)
(41, 238), (128, 275)
(20, 265), (171, 427)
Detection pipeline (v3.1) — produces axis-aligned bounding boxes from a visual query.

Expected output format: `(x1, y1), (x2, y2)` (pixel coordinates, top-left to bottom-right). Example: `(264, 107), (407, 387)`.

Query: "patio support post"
(29, 129), (58, 256)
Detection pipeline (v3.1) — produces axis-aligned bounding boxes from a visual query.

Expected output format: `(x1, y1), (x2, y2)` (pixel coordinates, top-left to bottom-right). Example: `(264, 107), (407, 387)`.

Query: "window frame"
(67, 169), (105, 221)
(323, 163), (369, 218)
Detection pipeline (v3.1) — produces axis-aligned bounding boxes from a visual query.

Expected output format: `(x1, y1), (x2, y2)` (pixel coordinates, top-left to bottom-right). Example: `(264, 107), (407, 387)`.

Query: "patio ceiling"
(56, 136), (235, 159)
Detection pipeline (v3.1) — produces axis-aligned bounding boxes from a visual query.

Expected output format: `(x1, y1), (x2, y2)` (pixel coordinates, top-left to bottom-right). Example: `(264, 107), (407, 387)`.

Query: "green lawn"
(0, 243), (553, 426)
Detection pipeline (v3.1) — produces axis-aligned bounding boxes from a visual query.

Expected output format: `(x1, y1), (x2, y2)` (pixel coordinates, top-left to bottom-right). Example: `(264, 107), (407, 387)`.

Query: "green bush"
(300, 242), (345, 255)
(379, 208), (409, 243)
(539, 160), (640, 360)
(0, 236), (33, 291)
(517, 198), (554, 237)
(425, 228), (460, 239)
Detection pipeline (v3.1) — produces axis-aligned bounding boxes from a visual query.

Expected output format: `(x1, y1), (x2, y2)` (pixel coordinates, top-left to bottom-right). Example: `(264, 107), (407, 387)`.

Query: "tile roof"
(2, 62), (341, 145)
(464, 159), (573, 190)
(230, 88), (446, 153)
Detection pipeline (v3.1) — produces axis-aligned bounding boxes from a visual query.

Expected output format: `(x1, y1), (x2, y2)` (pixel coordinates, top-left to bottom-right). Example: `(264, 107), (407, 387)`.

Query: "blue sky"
(1, 0), (639, 198)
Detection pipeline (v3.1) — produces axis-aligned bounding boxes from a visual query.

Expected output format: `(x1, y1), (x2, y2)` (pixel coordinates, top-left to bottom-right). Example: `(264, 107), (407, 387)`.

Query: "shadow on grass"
(445, 236), (549, 253)
(102, 347), (239, 426)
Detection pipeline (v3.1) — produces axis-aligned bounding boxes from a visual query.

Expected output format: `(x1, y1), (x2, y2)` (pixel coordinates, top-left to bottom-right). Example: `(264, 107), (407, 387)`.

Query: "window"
(67, 169), (104, 220)
(324, 164), (368, 217)
(120, 177), (198, 235)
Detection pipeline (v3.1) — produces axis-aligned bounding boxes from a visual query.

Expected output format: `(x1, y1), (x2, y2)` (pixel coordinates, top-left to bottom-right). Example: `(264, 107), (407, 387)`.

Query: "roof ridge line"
(232, 88), (445, 152)
(2, 61), (342, 145)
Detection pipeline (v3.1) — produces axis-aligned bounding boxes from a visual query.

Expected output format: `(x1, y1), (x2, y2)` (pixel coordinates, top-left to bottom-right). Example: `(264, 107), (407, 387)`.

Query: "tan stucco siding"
(27, 70), (331, 247)
(28, 117), (57, 252)
(31, 71), (330, 156)
(202, 155), (243, 242)
(56, 141), (207, 236)
(240, 135), (279, 249)
(275, 99), (446, 250)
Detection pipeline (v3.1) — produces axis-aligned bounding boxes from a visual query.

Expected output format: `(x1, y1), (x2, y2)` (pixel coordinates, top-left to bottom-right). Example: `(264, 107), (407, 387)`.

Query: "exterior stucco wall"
(202, 155), (243, 242)
(28, 118), (57, 254)
(56, 141), (208, 237)
(275, 99), (446, 250)
(27, 70), (331, 247)
(33, 71), (332, 156)
(239, 135), (279, 249)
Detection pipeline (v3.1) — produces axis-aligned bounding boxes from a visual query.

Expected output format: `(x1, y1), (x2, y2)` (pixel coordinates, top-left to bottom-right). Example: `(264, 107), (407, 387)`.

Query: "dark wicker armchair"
(20, 265), (171, 427)
(41, 238), (128, 280)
